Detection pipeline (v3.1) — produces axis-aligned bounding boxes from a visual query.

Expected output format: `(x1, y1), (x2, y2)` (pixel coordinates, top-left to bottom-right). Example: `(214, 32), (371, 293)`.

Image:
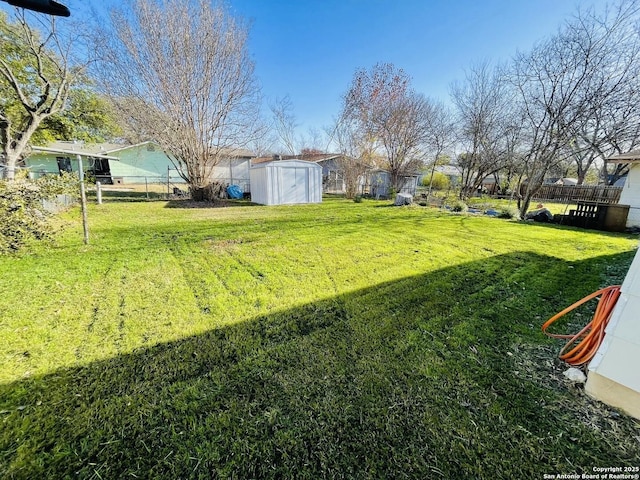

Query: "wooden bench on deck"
(554, 200), (628, 232)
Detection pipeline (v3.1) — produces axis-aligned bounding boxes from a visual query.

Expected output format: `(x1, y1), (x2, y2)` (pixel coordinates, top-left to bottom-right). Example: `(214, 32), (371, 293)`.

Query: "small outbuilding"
(249, 159), (322, 206)
(367, 169), (419, 199)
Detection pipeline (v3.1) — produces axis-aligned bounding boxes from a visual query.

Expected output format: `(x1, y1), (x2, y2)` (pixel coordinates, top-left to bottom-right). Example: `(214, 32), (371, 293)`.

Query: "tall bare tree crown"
(96, 0), (263, 199)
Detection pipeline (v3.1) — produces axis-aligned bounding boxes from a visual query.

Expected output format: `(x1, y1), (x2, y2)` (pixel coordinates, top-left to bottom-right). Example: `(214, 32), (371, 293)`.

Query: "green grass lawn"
(1, 196), (639, 478)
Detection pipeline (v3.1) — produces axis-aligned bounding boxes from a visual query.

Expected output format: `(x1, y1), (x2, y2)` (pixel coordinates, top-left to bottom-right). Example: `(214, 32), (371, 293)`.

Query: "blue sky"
(3, 0), (604, 143)
(228, 0), (593, 137)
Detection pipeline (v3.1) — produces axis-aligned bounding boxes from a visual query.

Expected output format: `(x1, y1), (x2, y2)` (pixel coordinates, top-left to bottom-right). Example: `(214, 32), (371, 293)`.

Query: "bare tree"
(327, 113), (374, 198)
(572, 61), (640, 185)
(343, 63), (430, 190)
(0, 9), (85, 180)
(423, 100), (456, 200)
(450, 62), (517, 199)
(269, 95), (301, 156)
(511, 0), (640, 215)
(269, 95), (329, 156)
(96, 0), (263, 201)
(304, 126), (328, 153)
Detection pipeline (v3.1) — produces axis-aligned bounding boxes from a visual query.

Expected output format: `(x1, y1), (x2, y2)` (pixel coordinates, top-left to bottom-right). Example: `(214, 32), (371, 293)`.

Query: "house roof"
(32, 141), (255, 158)
(369, 168), (420, 177)
(434, 164), (461, 177)
(252, 153), (342, 164)
(608, 150), (640, 163)
(33, 141), (131, 156)
(544, 177), (578, 185)
(30, 144), (121, 160)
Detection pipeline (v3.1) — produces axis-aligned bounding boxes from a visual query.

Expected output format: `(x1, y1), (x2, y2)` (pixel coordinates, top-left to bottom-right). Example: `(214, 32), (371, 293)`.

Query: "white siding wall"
(586, 242), (640, 418)
(211, 158), (251, 192)
(249, 160), (322, 205)
(619, 164), (640, 227)
(249, 164), (271, 205)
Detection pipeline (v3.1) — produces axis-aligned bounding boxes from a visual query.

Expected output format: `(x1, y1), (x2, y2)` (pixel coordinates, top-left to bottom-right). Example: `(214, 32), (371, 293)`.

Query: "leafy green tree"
(422, 171), (450, 191)
(36, 88), (122, 143)
(0, 9), (94, 180)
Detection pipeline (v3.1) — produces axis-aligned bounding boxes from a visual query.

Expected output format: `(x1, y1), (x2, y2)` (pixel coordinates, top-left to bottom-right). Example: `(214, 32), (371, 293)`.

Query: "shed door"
(282, 167), (308, 203)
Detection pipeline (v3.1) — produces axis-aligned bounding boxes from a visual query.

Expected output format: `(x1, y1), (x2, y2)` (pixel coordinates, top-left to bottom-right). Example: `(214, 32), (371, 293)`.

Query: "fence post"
(96, 182), (102, 205)
(77, 154), (89, 245)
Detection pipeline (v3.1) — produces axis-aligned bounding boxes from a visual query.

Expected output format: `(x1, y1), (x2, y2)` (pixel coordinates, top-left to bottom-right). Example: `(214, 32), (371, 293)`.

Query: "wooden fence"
(532, 185), (622, 204)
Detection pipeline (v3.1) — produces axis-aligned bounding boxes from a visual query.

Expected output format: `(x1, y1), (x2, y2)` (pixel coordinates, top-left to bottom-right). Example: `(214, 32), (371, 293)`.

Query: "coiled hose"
(541, 285), (621, 366)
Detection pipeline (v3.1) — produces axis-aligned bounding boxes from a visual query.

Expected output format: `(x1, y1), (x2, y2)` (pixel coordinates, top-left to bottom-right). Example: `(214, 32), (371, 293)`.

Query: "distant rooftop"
(32, 141), (255, 158)
(252, 153), (342, 164)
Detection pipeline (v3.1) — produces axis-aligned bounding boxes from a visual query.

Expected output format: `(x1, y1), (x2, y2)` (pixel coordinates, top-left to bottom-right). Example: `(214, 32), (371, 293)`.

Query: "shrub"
(353, 195), (363, 203)
(0, 173), (78, 253)
(421, 172), (450, 191)
(450, 200), (468, 213)
(497, 206), (521, 220)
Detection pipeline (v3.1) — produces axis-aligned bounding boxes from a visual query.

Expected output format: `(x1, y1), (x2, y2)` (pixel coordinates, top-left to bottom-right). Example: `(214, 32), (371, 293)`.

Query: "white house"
(608, 150), (640, 228)
(249, 159), (322, 205)
(586, 245), (640, 419)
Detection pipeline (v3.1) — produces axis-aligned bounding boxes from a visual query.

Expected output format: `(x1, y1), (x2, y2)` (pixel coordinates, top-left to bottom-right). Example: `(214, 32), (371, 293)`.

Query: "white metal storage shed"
(249, 160), (322, 205)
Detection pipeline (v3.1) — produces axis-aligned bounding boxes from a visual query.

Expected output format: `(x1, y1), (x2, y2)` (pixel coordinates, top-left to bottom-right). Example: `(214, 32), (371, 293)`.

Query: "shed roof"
(608, 149), (640, 163)
(250, 159), (322, 169)
(252, 153), (342, 165)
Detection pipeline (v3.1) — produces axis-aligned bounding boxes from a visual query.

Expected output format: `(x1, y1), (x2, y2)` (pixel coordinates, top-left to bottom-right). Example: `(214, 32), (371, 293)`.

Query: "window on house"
(56, 157), (72, 174)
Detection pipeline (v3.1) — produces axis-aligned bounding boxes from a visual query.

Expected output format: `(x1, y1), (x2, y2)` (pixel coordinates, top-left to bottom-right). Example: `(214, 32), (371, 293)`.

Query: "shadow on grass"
(164, 199), (258, 209)
(516, 217), (640, 238)
(87, 189), (259, 207)
(87, 190), (167, 203)
(1, 252), (638, 479)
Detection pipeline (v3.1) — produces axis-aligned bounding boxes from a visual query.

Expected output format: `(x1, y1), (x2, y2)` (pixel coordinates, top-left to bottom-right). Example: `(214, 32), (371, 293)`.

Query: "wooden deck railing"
(532, 185), (622, 204)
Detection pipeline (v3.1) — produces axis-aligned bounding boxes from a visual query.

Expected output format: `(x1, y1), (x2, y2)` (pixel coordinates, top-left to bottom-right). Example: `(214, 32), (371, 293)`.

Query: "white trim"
(31, 146), (120, 160)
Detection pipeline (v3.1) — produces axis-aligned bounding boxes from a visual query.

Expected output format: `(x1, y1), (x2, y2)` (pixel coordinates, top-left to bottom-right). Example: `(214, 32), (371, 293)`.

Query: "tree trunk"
(3, 151), (19, 181)
(519, 180), (543, 218)
(390, 171), (400, 195)
(189, 182), (224, 202)
(426, 162), (437, 201)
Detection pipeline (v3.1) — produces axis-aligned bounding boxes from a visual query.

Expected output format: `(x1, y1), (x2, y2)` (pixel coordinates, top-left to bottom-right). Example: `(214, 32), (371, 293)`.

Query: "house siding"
(108, 146), (184, 183)
(211, 158), (251, 193)
(24, 155), (61, 178)
(618, 164), (640, 227)
(24, 143), (253, 189)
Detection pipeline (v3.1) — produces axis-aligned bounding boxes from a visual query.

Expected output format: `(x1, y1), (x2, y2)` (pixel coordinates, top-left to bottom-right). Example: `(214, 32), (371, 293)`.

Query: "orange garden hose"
(541, 285), (621, 366)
